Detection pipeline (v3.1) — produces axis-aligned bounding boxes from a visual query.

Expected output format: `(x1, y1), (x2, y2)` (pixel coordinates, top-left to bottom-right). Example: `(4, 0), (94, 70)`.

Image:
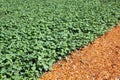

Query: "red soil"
(39, 25), (120, 80)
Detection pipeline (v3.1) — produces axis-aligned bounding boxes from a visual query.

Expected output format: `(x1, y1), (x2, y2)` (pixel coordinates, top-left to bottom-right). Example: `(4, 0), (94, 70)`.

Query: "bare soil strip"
(40, 25), (120, 80)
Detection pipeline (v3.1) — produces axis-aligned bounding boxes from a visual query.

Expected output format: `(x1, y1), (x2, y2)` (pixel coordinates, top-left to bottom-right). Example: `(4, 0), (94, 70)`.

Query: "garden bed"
(0, 0), (120, 79)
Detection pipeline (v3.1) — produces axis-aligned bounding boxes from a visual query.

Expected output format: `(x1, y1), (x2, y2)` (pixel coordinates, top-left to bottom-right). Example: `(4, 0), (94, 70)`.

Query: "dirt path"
(39, 25), (120, 80)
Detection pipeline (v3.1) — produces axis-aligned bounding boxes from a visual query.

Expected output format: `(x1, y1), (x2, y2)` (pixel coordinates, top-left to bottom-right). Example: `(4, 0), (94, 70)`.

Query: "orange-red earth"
(39, 25), (120, 80)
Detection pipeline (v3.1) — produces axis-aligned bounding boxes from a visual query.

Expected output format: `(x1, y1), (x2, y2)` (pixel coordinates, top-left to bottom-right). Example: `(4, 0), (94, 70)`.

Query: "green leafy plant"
(0, 0), (120, 80)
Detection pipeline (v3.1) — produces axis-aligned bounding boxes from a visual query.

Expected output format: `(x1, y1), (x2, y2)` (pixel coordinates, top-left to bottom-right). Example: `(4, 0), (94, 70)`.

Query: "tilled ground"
(40, 25), (120, 80)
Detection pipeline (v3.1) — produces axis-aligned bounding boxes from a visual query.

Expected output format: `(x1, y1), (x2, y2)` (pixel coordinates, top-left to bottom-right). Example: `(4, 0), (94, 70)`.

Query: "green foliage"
(0, 0), (120, 79)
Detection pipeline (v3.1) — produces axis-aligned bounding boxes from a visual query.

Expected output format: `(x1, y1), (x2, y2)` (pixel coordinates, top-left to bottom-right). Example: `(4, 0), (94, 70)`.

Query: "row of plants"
(0, 0), (120, 79)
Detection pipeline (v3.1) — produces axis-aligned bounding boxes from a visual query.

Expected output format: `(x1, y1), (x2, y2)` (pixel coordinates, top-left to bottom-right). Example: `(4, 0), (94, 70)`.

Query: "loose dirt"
(40, 25), (120, 80)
